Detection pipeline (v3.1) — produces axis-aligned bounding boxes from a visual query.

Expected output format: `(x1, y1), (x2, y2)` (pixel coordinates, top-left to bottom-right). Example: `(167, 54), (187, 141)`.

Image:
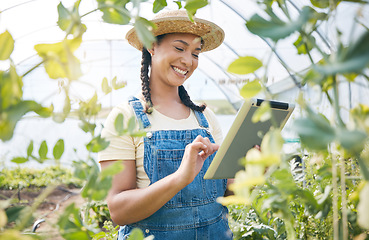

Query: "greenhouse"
(1, 0), (369, 239)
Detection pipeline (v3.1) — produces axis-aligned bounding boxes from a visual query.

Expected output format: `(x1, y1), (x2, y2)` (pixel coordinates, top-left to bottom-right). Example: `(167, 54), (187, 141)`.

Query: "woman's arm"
(101, 135), (219, 226)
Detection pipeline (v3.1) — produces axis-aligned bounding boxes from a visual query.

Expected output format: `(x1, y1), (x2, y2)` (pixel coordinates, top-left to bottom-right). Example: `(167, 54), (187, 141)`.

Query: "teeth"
(173, 67), (187, 75)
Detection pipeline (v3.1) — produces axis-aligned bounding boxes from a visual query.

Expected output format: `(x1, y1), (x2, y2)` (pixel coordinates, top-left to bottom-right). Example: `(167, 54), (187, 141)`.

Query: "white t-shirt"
(98, 99), (223, 188)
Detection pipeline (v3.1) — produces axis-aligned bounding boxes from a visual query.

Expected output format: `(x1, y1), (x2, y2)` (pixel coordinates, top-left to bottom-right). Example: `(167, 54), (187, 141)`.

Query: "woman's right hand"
(175, 135), (219, 186)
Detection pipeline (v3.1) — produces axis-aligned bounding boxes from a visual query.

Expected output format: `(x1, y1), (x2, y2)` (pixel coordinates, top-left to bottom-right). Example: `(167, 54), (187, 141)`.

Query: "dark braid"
(141, 47), (153, 114)
(178, 85), (206, 112)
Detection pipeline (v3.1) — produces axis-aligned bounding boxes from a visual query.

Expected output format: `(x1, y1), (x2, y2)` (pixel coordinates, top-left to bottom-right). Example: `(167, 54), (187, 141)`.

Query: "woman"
(98, 9), (233, 239)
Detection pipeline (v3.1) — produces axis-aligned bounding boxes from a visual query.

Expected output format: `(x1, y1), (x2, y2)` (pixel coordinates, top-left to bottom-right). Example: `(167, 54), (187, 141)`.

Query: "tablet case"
(204, 98), (294, 179)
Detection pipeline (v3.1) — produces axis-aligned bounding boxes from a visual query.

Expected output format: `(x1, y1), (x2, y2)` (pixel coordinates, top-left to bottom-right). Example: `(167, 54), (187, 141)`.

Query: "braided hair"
(140, 34), (206, 114)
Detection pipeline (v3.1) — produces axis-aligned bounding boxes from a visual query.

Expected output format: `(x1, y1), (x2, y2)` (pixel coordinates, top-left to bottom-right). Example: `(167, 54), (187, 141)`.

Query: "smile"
(172, 66), (188, 75)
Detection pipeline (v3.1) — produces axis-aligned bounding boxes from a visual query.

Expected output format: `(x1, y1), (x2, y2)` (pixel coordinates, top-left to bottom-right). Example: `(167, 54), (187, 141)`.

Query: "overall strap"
(193, 110), (209, 129)
(128, 96), (151, 129)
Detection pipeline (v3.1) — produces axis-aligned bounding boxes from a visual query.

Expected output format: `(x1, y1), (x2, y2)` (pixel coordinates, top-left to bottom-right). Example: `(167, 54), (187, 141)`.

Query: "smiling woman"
(98, 9), (233, 240)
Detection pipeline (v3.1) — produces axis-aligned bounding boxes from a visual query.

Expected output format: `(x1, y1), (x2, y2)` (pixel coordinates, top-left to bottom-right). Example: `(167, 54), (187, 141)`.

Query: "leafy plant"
(222, 0), (369, 239)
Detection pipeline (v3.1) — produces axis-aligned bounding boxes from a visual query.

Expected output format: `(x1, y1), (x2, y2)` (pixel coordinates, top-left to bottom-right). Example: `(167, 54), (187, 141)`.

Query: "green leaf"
(34, 38), (82, 80)
(175, 1), (183, 8)
(79, 92), (101, 117)
(134, 17), (157, 50)
(252, 101), (271, 123)
(102, 77), (112, 95)
(0, 65), (23, 110)
(57, 203), (91, 240)
(127, 228), (145, 240)
(292, 114), (336, 150)
(185, 0), (208, 20)
(57, 2), (87, 37)
(97, 0), (131, 25)
(100, 161), (124, 179)
(153, 0), (167, 13)
(79, 121), (96, 133)
(38, 140), (48, 161)
(112, 76), (126, 90)
(114, 113), (125, 135)
(86, 135), (110, 153)
(0, 30), (14, 60)
(315, 31), (369, 75)
(246, 6), (314, 41)
(0, 100), (45, 141)
(127, 116), (137, 133)
(310, 0), (331, 8)
(11, 157), (28, 164)
(27, 141), (33, 157)
(293, 34), (316, 55)
(336, 128), (367, 153)
(53, 139), (65, 160)
(228, 56), (263, 75)
(35, 104), (54, 118)
(239, 80), (262, 99)
(5, 205), (28, 223)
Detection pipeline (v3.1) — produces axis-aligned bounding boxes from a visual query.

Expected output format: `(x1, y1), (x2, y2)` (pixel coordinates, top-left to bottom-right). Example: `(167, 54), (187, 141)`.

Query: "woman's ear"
(147, 45), (155, 56)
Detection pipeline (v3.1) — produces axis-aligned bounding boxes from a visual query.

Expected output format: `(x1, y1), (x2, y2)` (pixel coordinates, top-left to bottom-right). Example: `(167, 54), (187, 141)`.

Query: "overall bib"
(118, 97), (233, 240)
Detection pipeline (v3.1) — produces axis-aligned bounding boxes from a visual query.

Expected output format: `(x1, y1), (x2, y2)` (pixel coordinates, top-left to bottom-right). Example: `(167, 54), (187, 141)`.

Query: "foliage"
(0, 165), (84, 190)
(224, 0), (369, 239)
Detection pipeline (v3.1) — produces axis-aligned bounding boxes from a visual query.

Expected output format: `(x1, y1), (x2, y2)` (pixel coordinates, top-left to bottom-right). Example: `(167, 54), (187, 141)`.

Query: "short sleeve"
(203, 107), (223, 145)
(98, 102), (143, 162)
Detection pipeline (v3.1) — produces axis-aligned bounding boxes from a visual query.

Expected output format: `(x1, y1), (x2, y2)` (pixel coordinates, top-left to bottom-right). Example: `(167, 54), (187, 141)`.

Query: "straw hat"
(126, 9), (225, 52)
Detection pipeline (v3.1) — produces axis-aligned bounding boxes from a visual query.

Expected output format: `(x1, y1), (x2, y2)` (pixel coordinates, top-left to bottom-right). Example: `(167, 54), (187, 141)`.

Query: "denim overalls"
(118, 97), (233, 240)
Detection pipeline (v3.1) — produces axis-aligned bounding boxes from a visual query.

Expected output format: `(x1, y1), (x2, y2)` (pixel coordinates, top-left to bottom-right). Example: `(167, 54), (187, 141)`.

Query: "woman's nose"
(180, 52), (193, 67)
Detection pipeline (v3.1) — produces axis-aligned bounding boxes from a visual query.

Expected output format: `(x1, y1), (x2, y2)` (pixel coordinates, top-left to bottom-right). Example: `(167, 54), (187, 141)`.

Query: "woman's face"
(149, 33), (201, 87)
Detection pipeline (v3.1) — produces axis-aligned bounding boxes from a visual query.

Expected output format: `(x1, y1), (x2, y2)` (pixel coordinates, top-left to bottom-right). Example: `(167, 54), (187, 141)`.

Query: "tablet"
(204, 98), (295, 179)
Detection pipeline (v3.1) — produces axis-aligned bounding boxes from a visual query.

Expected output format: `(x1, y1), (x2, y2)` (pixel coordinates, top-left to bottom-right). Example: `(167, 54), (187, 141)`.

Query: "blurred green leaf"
(97, 0), (131, 25)
(0, 65), (23, 110)
(336, 128), (367, 153)
(114, 113), (125, 135)
(0, 30), (14, 60)
(293, 113), (336, 150)
(11, 157), (28, 164)
(239, 80), (262, 99)
(5, 206), (29, 223)
(127, 116), (137, 133)
(134, 17), (157, 50)
(34, 37), (82, 80)
(315, 31), (369, 75)
(294, 34), (316, 55)
(53, 139), (65, 160)
(57, 203), (91, 240)
(153, 0), (167, 13)
(174, 1), (183, 8)
(127, 228), (145, 240)
(185, 0), (208, 20)
(102, 77), (112, 95)
(79, 120), (96, 133)
(86, 135), (109, 153)
(57, 1), (86, 37)
(38, 140), (48, 161)
(228, 56), (263, 75)
(112, 76), (126, 90)
(100, 161), (124, 179)
(252, 101), (271, 123)
(79, 92), (101, 117)
(0, 100), (46, 141)
(246, 6), (314, 41)
(27, 141), (33, 157)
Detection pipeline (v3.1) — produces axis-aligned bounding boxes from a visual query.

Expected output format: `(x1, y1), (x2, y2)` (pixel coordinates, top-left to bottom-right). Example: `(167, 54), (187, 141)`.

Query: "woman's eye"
(174, 47), (184, 51)
(192, 53), (199, 59)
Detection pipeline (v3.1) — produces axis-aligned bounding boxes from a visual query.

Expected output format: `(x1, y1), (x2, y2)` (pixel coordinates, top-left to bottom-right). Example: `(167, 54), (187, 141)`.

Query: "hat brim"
(126, 16), (225, 52)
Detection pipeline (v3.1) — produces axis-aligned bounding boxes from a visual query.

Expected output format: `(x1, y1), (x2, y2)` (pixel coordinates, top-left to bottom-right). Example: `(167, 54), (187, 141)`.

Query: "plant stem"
(332, 76), (345, 127)
(332, 155), (339, 240)
(340, 158), (348, 240)
(22, 61), (44, 77)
